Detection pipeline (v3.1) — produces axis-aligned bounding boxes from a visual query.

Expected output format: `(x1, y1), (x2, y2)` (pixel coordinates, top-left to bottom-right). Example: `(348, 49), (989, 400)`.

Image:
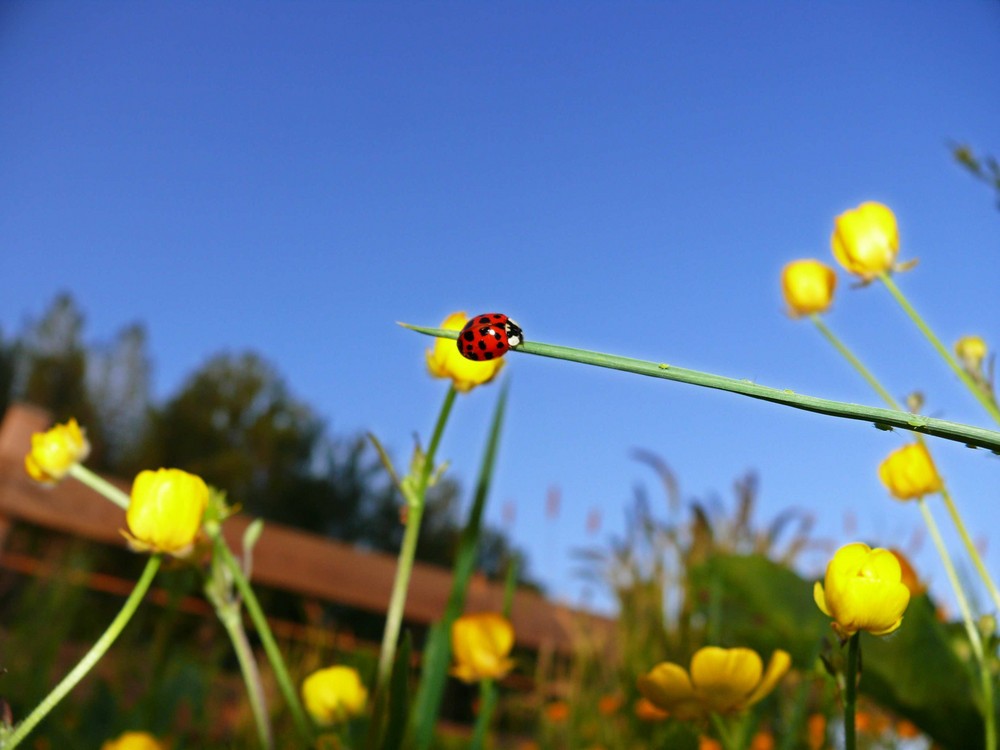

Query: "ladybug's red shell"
(456, 313), (523, 361)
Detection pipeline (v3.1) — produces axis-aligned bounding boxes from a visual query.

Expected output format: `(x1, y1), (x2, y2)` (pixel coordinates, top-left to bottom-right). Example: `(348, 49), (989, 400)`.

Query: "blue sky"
(2, 2), (999, 615)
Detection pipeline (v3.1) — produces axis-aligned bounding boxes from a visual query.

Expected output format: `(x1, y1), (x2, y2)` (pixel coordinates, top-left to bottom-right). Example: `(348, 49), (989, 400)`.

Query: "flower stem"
(402, 324), (1000, 452)
(469, 679), (498, 750)
(68, 463), (130, 509)
(809, 317), (1000, 616)
(879, 272), (1000, 425)
(844, 633), (859, 750)
(375, 385), (458, 696)
(210, 535), (314, 744)
(4, 554), (161, 749)
(918, 499), (995, 750)
(810, 316), (898, 407)
(216, 598), (274, 750)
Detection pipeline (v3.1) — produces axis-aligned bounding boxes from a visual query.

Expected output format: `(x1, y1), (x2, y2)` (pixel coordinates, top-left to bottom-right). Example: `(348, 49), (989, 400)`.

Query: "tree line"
(0, 293), (532, 585)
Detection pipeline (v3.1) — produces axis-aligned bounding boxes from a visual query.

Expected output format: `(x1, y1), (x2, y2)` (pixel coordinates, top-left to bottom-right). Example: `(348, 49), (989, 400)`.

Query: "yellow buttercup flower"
(301, 665), (368, 725)
(878, 442), (943, 500)
(814, 542), (910, 638)
(426, 312), (504, 392)
(955, 335), (988, 373)
(124, 468), (209, 555)
(831, 201), (900, 281)
(100, 731), (167, 750)
(24, 418), (91, 484)
(781, 259), (837, 317)
(637, 646), (790, 719)
(450, 612), (515, 683)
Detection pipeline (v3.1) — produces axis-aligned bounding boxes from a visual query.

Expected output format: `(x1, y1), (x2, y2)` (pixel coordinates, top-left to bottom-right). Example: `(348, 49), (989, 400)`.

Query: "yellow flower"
(450, 612), (515, 683)
(955, 335), (988, 373)
(878, 442), (943, 500)
(637, 647), (790, 719)
(813, 542), (910, 638)
(781, 259), (837, 317)
(301, 665), (368, 725)
(24, 418), (91, 484)
(831, 201), (900, 280)
(426, 312), (504, 392)
(100, 731), (166, 750)
(124, 469), (209, 555)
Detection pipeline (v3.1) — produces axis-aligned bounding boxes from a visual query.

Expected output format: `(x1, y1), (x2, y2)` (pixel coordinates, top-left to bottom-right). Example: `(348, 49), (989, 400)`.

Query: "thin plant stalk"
(4, 555), (162, 749)
(918, 499), (995, 750)
(210, 534), (314, 744)
(401, 324), (1000, 452)
(68, 463), (130, 509)
(812, 314), (1000, 615)
(844, 633), (859, 750)
(375, 385), (458, 695)
(216, 599), (274, 750)
(810, 315), (997, 748)
(879, 272), (1000, 424)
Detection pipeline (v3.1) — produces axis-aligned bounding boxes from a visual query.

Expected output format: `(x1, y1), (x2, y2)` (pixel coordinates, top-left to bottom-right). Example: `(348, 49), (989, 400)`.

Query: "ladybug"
(456, 313), (523, 361)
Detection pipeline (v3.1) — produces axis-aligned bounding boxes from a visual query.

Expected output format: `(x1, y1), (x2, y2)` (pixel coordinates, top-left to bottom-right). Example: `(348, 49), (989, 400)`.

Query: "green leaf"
(402, 323), (1000, 453)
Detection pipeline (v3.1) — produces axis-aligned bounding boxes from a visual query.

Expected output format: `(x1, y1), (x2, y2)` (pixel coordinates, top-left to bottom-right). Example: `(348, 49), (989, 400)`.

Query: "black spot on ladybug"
(478, 316), (491, 324)
(484, 352), (494, 360)
(477, 340), (487, 350)
(463, 331), (474, 341)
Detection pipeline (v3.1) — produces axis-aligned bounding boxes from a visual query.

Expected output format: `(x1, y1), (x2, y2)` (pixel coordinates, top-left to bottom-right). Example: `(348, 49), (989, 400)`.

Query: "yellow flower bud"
(24, 418), (91, 484)
(955, 335), (988, 373)
(100, 731), (167, 750)
(426, 312), (504, 392)
(450, 612), (515, 683)
(637, 647), (790, 719)
(831, 201), (900, 280)
(813, 542), (910, 638)
(125, 469), (209, 555)
(301, 665), (368, 725)
(878, 442), (942, 500)
(781, 259), (837, 317)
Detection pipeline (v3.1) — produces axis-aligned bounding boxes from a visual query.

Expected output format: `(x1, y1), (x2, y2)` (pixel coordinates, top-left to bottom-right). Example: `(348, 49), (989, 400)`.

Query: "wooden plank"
(0, 404), (613, 653)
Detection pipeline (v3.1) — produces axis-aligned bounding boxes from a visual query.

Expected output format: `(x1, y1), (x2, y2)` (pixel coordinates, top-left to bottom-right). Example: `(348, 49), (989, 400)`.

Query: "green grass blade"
(402, 324), (1000, 453)
(410, 382), (510, 750)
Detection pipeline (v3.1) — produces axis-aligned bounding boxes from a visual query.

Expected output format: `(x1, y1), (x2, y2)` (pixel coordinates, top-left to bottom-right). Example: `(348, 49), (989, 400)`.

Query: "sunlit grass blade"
(401, 323), (1000, 453)
(410, 381), (509, 750)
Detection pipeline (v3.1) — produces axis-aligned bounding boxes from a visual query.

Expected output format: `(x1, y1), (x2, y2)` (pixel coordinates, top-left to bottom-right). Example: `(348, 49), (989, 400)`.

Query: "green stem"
(212, 535), (313, 744)
(810, 315), (898, 407)
(938, 486), (1000, 616)
(68, 463), (130, 509)
(375, 386), (458, 697)
(402, 324), (1000, 452)
(469, 679), (498, 750)
(809, 317), (1000, 617)
(844, 632), (859, 750)
(918, 499), (995, 750)
(879, 272), (1000, 425)
(709, 712), (740, 750)
(4, 555), (161, 749)
(216, 599), (274, 750)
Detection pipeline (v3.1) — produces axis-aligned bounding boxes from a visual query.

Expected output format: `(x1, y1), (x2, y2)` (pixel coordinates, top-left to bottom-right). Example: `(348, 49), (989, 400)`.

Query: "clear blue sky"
(2, 2), (999, 615)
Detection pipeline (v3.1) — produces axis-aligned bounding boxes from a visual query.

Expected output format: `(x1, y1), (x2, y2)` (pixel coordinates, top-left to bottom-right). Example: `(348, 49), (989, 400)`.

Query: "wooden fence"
(0, 403), (614, 656)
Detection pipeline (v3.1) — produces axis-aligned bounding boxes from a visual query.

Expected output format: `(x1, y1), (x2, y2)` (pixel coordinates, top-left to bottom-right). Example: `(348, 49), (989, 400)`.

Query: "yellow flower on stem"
(450, 612), (515, 683)
(301, 665), (368, 725)
(100, 731), (167, 750)
(124, 468), (209, 555)
(878, 442), (943, 501)
(637, 646), (790, 719)
(24, 418), (91, 484)
(781, 259), (837, 317)
(814, 542), (910, 638)
(426, 312), (505, 392)
(831, 201), (902, 281)
(955, 335), (988, 373)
